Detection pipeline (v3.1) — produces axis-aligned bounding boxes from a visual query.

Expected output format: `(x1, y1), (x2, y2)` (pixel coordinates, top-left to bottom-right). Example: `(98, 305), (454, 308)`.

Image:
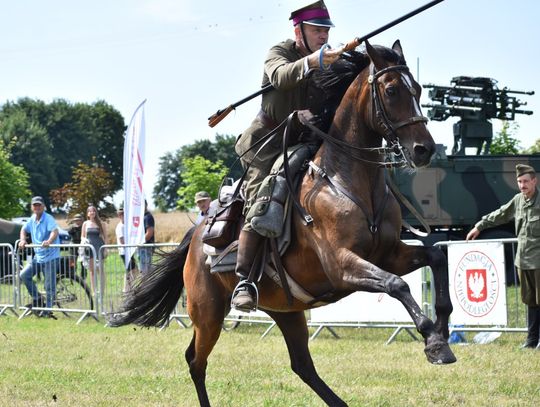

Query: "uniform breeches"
(517, 268), (540, 306)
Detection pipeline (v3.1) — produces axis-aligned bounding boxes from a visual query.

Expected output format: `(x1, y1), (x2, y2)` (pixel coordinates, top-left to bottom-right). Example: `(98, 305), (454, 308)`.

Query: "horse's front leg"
(265, 310), (348, 406)
(383, 243), (453, 340)
(334, 248), (456, 364)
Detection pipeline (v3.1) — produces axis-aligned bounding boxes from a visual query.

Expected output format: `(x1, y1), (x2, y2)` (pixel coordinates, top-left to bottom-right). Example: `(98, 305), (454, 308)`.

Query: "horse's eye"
(385, 86), (397, 97)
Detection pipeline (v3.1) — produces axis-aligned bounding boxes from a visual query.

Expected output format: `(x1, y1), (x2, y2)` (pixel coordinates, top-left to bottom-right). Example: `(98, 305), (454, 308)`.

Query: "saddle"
(201, 146), (328, 307)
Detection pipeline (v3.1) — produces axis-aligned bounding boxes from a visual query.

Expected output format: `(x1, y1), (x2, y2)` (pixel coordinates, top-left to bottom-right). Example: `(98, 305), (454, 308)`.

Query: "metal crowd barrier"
(14, 242), (98, 324)
(2, 236), (527, 343)
(0, 243), (17, 316)
(99, 243), (180, 318)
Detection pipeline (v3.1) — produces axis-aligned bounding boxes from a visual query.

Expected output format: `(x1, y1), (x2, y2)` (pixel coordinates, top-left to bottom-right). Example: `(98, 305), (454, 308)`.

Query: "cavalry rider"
(231, 1), (342, 311)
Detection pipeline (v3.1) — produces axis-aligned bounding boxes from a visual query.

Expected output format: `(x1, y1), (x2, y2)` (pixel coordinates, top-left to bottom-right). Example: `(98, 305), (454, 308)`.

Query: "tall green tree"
(490, 121), (521, 155)
(153, 134), (240, 211)
(0, 140), (31, 218)
(0, 109), (58, 202)
(0, 98), (126, 201)
(176, 156), (228, 210)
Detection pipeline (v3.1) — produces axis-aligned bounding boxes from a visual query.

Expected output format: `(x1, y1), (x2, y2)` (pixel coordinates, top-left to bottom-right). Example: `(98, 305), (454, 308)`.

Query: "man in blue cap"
(18, 196), (61, 316)
(232, 1), (342, 311)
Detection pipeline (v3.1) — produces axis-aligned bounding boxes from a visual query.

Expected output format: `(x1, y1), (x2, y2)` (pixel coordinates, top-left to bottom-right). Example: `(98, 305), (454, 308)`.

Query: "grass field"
(0, 315), (538, 407)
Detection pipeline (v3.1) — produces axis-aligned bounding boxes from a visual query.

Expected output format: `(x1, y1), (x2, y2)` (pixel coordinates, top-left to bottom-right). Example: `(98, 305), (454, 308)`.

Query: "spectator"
(67, 213), (87, 278)
(81, 205), (107, 294)
(67, 213), (84, 243)
(115, 206), (139, 292)
(18, 196), (60, 317)
(467, 164), (540, 349)
(194, 191), (211, 225)
(138, 200), (155, 273)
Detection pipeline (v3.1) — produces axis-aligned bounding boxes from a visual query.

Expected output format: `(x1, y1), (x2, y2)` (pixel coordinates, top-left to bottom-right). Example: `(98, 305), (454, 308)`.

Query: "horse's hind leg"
(185, 324), (222, 407)
(266, 310), (348, 407)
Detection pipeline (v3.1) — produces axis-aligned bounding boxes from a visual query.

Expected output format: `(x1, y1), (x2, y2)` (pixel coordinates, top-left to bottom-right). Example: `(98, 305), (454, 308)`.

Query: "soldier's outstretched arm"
(466, 227), (480, 241)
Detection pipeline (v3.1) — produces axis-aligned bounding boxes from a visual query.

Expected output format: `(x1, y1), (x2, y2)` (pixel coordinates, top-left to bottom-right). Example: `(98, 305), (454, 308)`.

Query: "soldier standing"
(467, 164), (540, 349)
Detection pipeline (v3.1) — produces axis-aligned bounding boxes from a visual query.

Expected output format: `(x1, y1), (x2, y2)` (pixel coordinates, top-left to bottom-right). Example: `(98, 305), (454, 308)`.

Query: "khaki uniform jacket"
(235, 39), (326, 211)
(235, 40), (324, 166)
(475, 189), (540, 269)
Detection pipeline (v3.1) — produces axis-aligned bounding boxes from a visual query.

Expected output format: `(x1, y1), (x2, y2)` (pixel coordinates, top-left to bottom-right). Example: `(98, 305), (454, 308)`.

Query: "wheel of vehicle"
(54, 273), (94, 313)
(222, 315), (242, 331)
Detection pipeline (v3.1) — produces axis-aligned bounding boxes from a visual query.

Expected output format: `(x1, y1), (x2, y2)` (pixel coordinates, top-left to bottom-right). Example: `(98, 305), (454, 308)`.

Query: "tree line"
(0, 98), (125, 212)
(0, 97), (240, 218)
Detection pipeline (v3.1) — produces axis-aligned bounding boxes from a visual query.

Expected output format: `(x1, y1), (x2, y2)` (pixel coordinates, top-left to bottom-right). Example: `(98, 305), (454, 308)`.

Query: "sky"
(1, 0), (539, 207)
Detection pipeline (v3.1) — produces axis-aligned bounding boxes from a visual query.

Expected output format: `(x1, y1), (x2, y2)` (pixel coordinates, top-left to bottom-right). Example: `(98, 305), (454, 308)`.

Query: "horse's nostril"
(414, 144), (428, 158)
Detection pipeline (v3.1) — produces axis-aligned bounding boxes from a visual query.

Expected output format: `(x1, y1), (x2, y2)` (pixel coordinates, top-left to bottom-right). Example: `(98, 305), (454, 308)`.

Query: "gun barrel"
(423, 84), (485, 92)
(422, 104), (483, 112)
(514, 109), (534, 115)
(501, 88), (535, 96)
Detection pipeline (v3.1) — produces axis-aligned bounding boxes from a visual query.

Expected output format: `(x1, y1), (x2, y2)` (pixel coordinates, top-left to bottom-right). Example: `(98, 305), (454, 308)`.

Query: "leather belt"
(256, 109), (279, 130)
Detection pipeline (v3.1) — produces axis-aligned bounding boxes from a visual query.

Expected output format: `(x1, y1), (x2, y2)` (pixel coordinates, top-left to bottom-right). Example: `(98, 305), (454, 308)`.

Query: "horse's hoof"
(424, 338), (457, 365)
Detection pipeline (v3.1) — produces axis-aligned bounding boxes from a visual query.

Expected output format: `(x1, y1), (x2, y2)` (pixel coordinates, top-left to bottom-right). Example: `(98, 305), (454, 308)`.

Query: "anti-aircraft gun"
(391, 76), (537, 283)
(422, 76), (534, 154)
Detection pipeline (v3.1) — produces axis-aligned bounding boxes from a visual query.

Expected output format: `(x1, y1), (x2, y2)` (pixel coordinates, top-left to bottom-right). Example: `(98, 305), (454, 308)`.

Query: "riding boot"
(520, 306), (540, 349)
(231, 230), (264, 312)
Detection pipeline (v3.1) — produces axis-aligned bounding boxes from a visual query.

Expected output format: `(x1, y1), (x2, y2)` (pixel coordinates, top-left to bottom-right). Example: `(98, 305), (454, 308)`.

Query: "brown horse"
(111, 40), (456, 406)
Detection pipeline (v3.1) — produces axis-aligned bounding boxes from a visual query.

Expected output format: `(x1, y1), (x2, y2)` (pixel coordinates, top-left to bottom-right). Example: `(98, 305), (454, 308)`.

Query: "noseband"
(368, 64), (428, 149)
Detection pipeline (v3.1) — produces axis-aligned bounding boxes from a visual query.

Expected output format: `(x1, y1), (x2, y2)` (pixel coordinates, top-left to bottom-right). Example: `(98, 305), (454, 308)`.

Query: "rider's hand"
(307, 46), (342, 70)
(18, 239), (26, 249)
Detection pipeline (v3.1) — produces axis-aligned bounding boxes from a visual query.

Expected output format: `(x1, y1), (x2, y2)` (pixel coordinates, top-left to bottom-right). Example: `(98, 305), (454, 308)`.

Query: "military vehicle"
(391, 76), (536, 265)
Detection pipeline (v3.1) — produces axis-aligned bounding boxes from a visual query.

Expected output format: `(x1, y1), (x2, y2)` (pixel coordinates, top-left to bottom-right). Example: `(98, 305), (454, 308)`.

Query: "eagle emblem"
(467, 269), (486, 302)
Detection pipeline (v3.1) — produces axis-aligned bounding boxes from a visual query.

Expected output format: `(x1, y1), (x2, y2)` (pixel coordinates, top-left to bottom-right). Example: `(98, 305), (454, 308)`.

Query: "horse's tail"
(108, 226), (195, 328)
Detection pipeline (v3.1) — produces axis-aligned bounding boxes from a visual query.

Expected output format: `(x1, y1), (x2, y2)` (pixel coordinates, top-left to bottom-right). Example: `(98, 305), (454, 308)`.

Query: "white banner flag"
(123, 100), (146, 269)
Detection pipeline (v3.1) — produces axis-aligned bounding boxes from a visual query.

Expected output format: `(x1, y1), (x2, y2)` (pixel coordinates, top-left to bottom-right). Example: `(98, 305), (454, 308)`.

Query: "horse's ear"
(365, 39), (387, 69)
(392, 40), (403, 56)
(392, 40), (406, 63)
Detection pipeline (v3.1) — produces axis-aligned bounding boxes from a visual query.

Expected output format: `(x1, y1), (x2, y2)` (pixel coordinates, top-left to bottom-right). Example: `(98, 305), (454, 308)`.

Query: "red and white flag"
(123, 100), (146, 269)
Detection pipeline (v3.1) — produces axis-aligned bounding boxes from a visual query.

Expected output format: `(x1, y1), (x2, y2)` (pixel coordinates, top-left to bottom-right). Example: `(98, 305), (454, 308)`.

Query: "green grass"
(0, 315), (538, 406)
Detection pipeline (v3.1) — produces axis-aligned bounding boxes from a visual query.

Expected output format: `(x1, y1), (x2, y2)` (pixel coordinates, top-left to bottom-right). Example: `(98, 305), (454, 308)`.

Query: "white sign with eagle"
(448, 241), (507, 325)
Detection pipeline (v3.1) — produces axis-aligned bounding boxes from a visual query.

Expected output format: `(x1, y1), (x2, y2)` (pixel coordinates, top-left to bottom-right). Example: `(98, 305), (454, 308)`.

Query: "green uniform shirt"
(476, 189), (540, 269)
(235, 39), (326, 212)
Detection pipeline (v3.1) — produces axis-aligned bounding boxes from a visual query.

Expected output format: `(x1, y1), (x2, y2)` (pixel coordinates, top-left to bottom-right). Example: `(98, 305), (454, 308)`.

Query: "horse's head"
(363, 40), (435, 169)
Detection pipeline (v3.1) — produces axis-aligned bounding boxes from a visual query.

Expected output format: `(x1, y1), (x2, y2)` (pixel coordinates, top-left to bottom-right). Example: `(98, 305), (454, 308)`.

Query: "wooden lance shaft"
(208, 0), (444, 128)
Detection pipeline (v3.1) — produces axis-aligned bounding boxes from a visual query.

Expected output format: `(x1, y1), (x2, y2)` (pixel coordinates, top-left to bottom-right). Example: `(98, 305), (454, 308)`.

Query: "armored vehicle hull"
(391, 150), (540, 243)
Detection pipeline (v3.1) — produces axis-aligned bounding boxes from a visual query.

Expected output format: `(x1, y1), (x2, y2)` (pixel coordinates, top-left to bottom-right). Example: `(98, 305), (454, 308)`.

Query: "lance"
(208, 0), (444, 128)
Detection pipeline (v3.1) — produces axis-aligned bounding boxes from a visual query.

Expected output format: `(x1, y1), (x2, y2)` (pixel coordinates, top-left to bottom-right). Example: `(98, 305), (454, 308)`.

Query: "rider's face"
(296, 23), (330, 52)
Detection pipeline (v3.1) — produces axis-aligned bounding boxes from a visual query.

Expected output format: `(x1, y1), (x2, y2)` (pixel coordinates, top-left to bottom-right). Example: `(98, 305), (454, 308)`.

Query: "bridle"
(368, 64), (429, 165)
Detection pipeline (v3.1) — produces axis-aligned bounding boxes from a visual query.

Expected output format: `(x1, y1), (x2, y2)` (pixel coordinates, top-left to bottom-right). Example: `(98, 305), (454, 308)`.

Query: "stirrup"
(231, 280), (259, 312)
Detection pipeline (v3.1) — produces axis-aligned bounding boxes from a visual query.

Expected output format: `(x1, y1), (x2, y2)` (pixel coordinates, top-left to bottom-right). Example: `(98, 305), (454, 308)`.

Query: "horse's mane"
(313, 45), (406, 128)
